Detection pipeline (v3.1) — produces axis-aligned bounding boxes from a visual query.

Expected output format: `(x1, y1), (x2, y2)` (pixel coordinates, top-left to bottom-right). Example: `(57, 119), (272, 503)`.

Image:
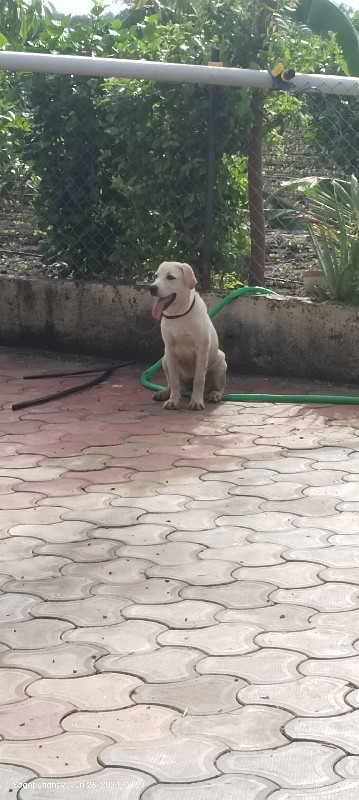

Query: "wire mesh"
(0, 71), (358, 293)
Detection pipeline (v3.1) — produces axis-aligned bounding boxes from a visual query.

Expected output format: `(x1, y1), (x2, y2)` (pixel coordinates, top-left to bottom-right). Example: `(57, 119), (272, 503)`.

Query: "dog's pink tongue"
(152, 297), (166, 320)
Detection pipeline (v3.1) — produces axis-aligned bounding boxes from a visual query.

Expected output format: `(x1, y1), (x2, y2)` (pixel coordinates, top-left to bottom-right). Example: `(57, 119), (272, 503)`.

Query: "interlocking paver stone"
(36, 538), (118, 561)
(0, 696), (74, 739)
(18, 768), (155, 800)
(314, 609), (359, 630)
(296, 513), (359, 533)
(3, 575), (95, 600)
(173, 706), (292, 749)
(292, 447), (354, 461)
(97, 647), (202, 682)
(169, 526), (250, 547)
(111, 495), (189, 512)
(63, 704), (178, 739)
(230, 482), (305, 500)
(0, 668), (39, 702)
(158, 622), (260, 655)
(28, 672), (143, 709)
(233, 562), (322, 587)
(0, 764), (38, 798)
(185, 496), (263, 515)
(200, 542), (284, 565)
(91, 523), (173, 545)
(65, 620), (166, 653)
(336, 756), (359, 777)
(238, 676), (350, 715)
(197, 648), (305, 683)
(217, 603), (314, 630)
(4, 356), (359, 796)
(0, 642), (106, 677)
(270, 783), (359, 800)
(142, 775), (276, 800)
(31, 597), (129, 626)
(271, 583), (359, 612)
(256, 628), (359, 657)
(39, 493), (114, 510)
(306, 483), (359, 500)
(118, 542), (202, 564)
(274, 470), (348, 486)
(288, 546), (359, 567)
(331, 533), (359, 546)
(0, 556), (70, 581)
(217, 742), (342, 788)
(243, 457), (314, 473)
(133, 674), (244, 714)
(94, 578), (184, 603)
(100, 736), (224, 782)
(147, 561), (236, 585)
(62, 558), (152, 584)
(321, 567), (359, 583)
(0, 592), (39, 621)
(62, 507), (145, 527)
(123, 600), (221, 628)
(0, 618), (74, 649)
(0, 536), (43, 560)
(262, 497), (340, 516)
(285, 710), (359, 752)
(9, 520), (95, 543)
(159, 480), (235, 500)
(301, 655), (359, 686)
(248, 529), (332, 549)
(201, 467), (277, 485)
(140, 510), (220, 530)
(0, 732), (112, 776)
(181, 580), (273, 608)
(216, 512), (296, 531)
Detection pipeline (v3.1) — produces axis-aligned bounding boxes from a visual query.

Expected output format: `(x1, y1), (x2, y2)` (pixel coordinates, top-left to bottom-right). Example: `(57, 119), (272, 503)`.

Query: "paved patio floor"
(1, 349), (359, 799)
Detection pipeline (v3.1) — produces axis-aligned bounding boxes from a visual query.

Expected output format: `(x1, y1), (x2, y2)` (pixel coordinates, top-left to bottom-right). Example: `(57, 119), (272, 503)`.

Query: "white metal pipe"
(0, 50), (359, 96)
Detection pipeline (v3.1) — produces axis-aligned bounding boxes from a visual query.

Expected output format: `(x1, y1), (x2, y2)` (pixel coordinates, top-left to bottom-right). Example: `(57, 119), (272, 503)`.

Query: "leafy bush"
(25, 10), (253, 281)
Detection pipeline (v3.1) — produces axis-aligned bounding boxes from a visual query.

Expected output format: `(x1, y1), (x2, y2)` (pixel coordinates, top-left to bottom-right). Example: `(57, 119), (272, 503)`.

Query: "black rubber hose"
(12, 361), (135, 411)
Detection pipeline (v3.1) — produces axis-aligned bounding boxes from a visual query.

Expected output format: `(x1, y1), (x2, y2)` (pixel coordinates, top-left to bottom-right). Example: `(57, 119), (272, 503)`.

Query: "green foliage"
(270, 175), (359, 302)
(2, 0), (358, 287)
(25, 6), (253, 280)
(294, 0), (359, 75)
(0, 0), (46, 200)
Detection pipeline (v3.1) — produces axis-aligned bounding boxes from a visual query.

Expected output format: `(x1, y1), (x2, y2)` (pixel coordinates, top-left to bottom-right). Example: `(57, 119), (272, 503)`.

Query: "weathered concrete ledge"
(0, 277), (358, 383)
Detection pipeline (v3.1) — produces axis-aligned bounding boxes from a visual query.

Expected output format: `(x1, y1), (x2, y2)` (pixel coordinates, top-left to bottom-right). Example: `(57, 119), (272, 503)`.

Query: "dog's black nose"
(149, 285), (158, 296)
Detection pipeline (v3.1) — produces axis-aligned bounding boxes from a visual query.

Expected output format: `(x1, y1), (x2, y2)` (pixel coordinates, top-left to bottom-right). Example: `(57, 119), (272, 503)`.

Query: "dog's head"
(150, 261), (197, 320)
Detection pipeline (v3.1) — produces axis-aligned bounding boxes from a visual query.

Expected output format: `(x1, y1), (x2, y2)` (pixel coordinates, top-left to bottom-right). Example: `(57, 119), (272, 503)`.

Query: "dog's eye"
(167, 275), (176, 280)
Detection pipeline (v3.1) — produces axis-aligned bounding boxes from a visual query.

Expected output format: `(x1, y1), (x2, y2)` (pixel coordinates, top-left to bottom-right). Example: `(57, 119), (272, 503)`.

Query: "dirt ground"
(0, 202), (315, 297)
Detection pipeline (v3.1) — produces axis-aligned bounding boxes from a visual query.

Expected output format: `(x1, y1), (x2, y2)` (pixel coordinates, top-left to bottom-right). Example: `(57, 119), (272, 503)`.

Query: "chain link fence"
(0, 70), (358, 293)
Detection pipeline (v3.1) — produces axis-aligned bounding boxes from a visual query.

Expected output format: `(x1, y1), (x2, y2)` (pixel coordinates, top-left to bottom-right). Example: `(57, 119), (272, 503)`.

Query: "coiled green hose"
(141, 286), (359, 405)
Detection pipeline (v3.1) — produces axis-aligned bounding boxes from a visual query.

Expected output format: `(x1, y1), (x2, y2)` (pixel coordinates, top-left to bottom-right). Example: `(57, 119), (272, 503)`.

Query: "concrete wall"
(0, 277), (358, 383)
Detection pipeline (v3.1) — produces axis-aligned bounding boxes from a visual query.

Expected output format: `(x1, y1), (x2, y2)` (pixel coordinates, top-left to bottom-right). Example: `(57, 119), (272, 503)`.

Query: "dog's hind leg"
(206, 352), (227, 403)
(153, 356), (171, 401)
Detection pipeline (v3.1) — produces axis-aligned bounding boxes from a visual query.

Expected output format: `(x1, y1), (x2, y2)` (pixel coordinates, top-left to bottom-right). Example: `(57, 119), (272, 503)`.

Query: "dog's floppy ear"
(180, 263), (197, 289)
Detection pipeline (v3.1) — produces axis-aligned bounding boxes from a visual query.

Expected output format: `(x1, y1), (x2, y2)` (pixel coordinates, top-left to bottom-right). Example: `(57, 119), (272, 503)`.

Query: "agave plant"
(305, 176), (359, 302)
(266, 174), (359, 303)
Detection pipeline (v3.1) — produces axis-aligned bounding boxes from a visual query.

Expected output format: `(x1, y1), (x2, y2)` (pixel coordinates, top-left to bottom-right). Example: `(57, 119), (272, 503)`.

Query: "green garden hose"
(141, 286), (359, 405)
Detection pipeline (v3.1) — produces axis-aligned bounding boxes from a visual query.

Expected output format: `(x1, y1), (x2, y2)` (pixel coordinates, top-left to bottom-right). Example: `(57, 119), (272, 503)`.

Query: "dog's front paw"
(163, 399), (180, 410)
(153, 389), (170, 402)
(189, 397), (205, 411)
(207, 390), (223, 403)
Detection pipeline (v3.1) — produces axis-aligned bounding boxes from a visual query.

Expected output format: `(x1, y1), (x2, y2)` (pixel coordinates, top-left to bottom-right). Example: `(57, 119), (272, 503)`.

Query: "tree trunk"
(248, 92), (265, 287)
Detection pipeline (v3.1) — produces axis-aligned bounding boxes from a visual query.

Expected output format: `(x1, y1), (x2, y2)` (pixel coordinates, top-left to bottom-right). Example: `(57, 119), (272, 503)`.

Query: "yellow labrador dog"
(150, 261), (227, 410)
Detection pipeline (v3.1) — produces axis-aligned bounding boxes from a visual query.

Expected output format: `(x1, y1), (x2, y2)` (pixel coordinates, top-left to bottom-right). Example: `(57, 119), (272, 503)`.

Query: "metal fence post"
(202, 48), (221, 290)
